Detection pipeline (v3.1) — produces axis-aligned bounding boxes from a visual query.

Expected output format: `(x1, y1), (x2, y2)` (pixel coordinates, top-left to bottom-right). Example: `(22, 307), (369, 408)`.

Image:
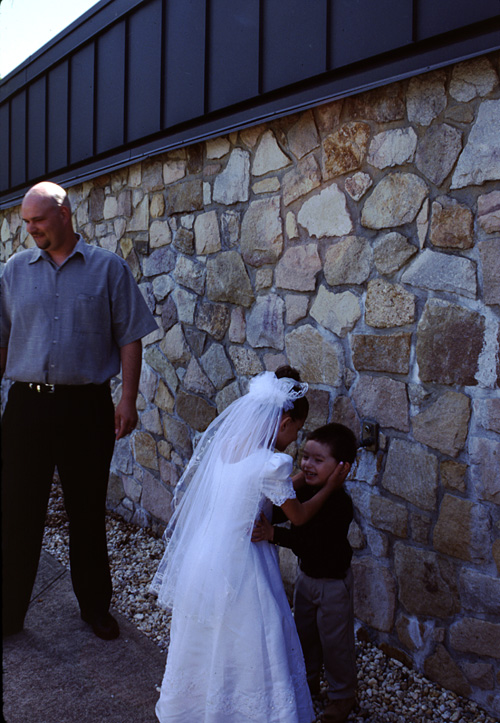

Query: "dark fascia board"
(0, 0), (142, 100)
(1, 7), (500, 208)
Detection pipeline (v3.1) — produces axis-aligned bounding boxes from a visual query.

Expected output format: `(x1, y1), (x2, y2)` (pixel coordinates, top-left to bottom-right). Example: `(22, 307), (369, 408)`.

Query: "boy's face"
(300, 439), (339, 488)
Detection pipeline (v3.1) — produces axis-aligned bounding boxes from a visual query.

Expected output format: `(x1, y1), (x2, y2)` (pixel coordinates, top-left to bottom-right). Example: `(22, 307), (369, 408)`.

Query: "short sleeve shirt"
(261, 452), (296, 506)
(0, 237), (158, 384)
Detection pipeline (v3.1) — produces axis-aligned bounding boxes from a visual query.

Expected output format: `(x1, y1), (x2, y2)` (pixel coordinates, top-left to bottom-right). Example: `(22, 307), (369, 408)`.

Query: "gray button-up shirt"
(0, 237), (157, 385)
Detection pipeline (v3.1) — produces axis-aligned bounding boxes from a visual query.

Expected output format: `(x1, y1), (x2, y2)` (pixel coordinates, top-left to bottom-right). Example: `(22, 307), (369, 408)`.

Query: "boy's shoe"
(321, 696), (356, 723)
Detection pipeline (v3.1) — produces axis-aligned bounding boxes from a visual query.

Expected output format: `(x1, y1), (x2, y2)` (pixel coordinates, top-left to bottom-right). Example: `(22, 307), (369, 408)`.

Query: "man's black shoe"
(81, 612), (120, 640)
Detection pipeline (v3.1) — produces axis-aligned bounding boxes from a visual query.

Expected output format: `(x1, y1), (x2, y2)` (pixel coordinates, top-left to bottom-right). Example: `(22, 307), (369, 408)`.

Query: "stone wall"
(1, 52), (499, 717)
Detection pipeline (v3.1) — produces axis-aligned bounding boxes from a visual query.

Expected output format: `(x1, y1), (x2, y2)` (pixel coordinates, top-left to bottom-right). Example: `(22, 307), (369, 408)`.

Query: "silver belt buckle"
(28, 383), (55, 393)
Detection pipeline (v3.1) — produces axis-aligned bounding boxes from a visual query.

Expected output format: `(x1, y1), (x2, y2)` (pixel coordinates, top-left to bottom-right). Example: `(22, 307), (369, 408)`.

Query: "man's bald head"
(23, 182), (72, 213)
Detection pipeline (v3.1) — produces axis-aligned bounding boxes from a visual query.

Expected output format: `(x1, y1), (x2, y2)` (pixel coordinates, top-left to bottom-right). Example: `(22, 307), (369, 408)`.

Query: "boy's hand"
(325, 461), (350, 491)
(251, 513), (274, 543)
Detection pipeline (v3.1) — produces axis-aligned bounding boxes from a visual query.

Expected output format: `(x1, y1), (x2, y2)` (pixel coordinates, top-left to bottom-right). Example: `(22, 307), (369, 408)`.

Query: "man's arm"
(115, 339), (142, 440)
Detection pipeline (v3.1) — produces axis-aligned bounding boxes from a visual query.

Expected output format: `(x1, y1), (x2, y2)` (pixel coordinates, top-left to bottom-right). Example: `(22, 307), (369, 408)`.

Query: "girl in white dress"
(151, 369), (347, 723)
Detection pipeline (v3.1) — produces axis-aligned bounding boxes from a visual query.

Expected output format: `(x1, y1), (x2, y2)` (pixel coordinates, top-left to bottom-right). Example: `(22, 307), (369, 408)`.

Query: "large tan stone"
(163, 415), (192, 460)
(424, 645), (471, 697)
(407, 70), (447, 126)
(240, 196), (283, 266)
(310, 287), (361, 338)
(206, 251), (254, 307)
(352, 375), (409, 432)
(200, 344), (234, 390)
(479, 239), (500, 306)
(460, 569), (500, 616)
(373, 232), (417, 275)
(165, 179), (203, 213)
(183, 357), (214, 396)
(285, 324), (343, 386)
(416, 299), (485, 385)
(361, 173), (428, 229)
(314, 100), (343, 136)
(382, 439), (438, 511)
(452, 100), (500, 189)
(195, 301), (230, 341)
(352, 557), (397, 632)
(252, 130), (291, 176)
(450, 56), (499, 101)
(282, 155), (321, 206)
(322, 122), (370, 179)
(368, 127), (417, 169)
(412, 391), (471, 457)
(173, 255), (206, 295)
(365, 279), (416, 328)
(415, 124), (462, 186)
(132, 432), (158, 471)
(228, 346), (263, 376)
(160, 323), (190, 364)
(470, 437), (500, 505)
(369, 495), (408, 538)
(288, 110), (319, 159)
(344, 84), (405, 122)
(247, 294), (285, 350)
(477, 190), (500, 234)
(352, 333), (411, 374)
(213, 148), (250, 204)
(429, 197), (473, 249)
(401, 249), (477, 298)
(297, 184), (353, 239)
(394, 542), (460, 617)
(176, 390), (216, 432)
(433, 495), (476, 561)
(440, 460), (467, 493)
(140, 472), (173, 524)
(275, 244), (321, 291)
(324, 235), (372, 286)
(331, 396), (361, 441)
(194, 210), (221, 255)
(450, 618), (500, 659)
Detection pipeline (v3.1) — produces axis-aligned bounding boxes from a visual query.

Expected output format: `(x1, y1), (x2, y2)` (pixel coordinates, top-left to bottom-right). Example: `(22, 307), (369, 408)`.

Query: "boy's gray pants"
(293, 567), (357, 700)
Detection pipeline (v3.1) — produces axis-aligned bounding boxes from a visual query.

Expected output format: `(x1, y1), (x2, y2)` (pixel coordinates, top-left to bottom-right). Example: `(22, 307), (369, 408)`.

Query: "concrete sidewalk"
(2, 551), (166, 722)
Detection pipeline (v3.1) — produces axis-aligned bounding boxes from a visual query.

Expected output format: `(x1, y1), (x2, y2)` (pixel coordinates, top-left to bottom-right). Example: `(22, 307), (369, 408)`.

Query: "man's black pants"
(1, 382), (116, 633)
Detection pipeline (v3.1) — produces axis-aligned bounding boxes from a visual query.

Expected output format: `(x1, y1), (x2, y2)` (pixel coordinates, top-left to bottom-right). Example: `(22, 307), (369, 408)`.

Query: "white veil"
(150, 371), (308, 623)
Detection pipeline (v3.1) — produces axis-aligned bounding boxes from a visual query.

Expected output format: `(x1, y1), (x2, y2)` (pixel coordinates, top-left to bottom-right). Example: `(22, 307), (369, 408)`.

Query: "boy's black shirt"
(272, 485), (353, 579)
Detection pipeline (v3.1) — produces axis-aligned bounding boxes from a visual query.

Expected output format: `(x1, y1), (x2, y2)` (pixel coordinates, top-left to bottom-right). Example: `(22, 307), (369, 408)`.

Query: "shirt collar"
(28, 234), (87, 265)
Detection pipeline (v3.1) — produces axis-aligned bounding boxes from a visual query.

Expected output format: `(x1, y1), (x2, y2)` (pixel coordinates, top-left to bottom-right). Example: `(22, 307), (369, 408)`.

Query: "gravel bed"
(42, 482), (497, 723)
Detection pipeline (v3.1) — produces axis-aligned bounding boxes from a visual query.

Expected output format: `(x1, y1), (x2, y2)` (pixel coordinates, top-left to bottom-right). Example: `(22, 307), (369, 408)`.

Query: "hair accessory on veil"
(248, 371), (308, 411)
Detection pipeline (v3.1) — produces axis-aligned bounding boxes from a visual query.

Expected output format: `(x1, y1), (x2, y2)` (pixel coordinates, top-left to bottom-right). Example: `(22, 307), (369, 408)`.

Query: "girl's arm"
(280, 462), (350, 526)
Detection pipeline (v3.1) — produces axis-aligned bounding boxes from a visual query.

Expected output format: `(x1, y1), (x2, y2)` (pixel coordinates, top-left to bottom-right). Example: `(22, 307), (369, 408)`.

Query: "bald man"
(1, 182), (157, 640)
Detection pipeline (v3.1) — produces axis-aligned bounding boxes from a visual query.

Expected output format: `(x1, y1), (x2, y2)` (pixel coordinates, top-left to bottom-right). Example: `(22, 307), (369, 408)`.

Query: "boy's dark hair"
(274, 365), (309, 422)
(307, 423), (357, 464)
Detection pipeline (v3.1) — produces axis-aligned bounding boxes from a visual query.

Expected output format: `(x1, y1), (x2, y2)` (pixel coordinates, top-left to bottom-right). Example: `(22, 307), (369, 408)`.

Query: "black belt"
(16, 381), (109, 395)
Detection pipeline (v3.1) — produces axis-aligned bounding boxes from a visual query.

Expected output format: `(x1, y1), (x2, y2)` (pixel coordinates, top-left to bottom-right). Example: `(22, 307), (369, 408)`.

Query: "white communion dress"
(154, 450), (314, 723)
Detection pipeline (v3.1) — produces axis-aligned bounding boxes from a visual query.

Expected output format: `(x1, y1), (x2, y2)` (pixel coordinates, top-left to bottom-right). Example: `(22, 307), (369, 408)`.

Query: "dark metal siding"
(1, 0), (500, 206)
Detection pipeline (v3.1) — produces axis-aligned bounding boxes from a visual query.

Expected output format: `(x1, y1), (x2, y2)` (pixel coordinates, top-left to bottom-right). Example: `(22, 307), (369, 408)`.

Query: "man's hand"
(251, 513), (274, 543)
(114, 397), (138, 440)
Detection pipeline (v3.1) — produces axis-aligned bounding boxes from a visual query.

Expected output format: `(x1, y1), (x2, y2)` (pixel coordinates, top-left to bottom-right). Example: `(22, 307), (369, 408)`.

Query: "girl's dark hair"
(274, 365), (309, 422)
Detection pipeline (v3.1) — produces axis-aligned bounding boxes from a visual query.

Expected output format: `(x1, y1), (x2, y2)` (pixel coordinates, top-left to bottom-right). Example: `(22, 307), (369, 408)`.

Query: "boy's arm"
(251, 512), (294, 549)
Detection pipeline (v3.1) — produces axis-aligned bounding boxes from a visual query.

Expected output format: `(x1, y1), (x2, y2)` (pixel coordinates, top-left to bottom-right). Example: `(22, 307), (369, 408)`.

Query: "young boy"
(253, 422), (358, 723)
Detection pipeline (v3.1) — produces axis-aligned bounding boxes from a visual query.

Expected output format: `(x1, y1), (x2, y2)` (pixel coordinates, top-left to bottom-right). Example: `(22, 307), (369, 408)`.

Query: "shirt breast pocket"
(75, 293), (108, 334)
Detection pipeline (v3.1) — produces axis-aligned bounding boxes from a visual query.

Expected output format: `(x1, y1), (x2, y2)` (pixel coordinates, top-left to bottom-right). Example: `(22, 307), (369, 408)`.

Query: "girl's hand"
(251, 513), (274, 543)
(325, 461), (350, 491)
